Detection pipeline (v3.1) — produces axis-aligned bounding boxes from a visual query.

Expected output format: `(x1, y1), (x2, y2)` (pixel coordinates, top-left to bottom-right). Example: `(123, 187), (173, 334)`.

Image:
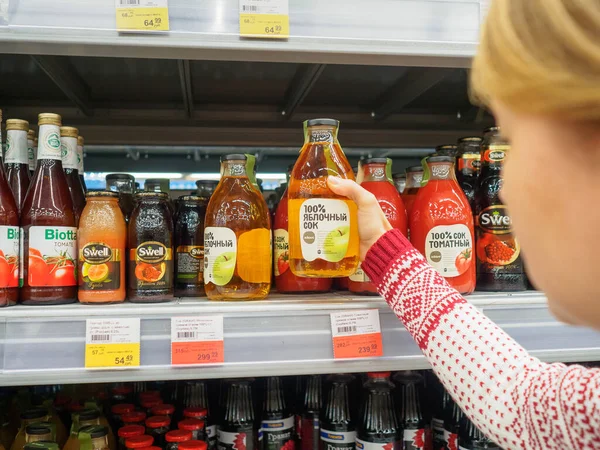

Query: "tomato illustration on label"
(280, 440), (295, 450)
(277, 252), (289, 276)
(28, 248), (77, 286)
(454, 248), (472, 275)
(233, 433), (246, 450)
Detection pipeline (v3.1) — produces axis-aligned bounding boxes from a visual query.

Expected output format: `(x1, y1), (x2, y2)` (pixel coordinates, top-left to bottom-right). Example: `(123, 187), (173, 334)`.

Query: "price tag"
(85, 318), (141, 369)
(330, 310), (383, 359)
(239, 0), (289, 39)
(115, 0), (169, 32)
(171, 316), (224, 365)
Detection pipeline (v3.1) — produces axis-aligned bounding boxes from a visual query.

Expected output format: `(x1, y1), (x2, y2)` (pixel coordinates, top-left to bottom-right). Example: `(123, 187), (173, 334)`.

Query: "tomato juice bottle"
(21, 113), (78, 305)
(349, 158), (407, 295)
(175, 195), (206, 297)
(401, 166), (423, 222)
(204, 154), (271, 301)
(410, 156), (475, 295)
(77, 135), (87, 192)
(475, 127), (526, 291)
(78, 191), (126, 304)
(27, 129), (36, 176)
(288, 119), (359, 278)
(128, 192), (174, 303)
(455, 137), (482, 212)
(5, 119), (31, 212)
(60, 126), (86, 225)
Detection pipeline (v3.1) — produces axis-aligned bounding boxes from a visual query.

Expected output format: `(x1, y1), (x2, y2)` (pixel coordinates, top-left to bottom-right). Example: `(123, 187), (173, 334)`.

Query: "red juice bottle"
(5, 119), (31, 212)
(393, 372), (431, 450)
(260, 377), (295, 450)
(402, 166), (424, 225)
(319, 374), (356, 450)
(349, 158), (407, 295)
(299, 375), (321, 450)
(410, 156), (475, 295)
(60, 126), (86, 225)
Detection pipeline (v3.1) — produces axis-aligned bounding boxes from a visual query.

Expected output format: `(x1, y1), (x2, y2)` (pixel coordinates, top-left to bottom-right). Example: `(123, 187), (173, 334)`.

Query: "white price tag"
(330, 310), (383, 359)
(171, 316), (224, 365)
(85, 318), (141, 368)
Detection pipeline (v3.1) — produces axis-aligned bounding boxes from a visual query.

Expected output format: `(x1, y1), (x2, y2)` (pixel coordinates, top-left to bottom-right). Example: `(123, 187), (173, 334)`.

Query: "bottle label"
(27, 138), (36, 170)
(425, 224), (473, 278)
(299, 199), (351, 263)
(237, 228), (271, 284)
(218, 429), (254, 450)
(28, 226), (77, 286)
(176, 245), (204, 285)
(0, 226), (20, 288)
(309, 130), (334, 143)
(349, 263), (370, 282)
(443, 430), (457, 450)
(77, 143), (84, 173)
(482, 144), (509, 164)
(204, 227), (237, 286)
(79, 242), (121, 291)
(38, 125), (62, 160)
(320, 429), (356, 450)
(128, 241), (173, 290)
(61, 136), (79, 170)
(403, 429), (427, 450)
(273, 229), (289, 276)
(476, 205), (522, 275)
(261, 416), (295, 450)
(457, 154), (481, 172)
(5, 130), (29, 164)
(208, 425), (218, 450)
(356, 439), (399, 450)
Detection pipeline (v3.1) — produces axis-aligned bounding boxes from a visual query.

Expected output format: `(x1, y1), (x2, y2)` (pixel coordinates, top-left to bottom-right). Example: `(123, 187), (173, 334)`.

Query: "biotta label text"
(320, 429), (356, 450)
(425, 224), (472, 278)
(300, 199), (350, 263)
(204, 227), (237, 286)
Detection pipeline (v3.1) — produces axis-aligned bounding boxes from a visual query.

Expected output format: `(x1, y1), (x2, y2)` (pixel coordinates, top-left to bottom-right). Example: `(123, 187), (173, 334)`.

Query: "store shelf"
(0, 291), (598, 386)
(0, 0), (481, 67)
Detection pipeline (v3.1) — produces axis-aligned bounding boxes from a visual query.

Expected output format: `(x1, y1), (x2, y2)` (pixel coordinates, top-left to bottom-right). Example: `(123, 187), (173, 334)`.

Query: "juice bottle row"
(0, 371), (502, 450)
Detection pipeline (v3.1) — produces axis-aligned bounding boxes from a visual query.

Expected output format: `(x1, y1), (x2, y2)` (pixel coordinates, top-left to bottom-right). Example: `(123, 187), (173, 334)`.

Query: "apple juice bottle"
(288, 119), (359, 278)
(204, 154), (271, 300)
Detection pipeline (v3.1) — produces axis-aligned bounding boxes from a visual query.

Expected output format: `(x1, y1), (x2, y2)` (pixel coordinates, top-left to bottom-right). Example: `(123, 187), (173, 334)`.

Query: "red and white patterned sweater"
(362, 229), (600, 450)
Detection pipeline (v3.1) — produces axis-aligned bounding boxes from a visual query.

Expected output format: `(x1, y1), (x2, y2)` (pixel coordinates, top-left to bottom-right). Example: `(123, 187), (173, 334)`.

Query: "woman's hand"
(327, 176), (392, 260)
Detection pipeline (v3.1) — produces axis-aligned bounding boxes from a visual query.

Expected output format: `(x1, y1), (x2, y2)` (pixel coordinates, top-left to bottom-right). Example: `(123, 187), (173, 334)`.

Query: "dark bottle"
(21, 113), (77, 305)
(434, 145), (458, 159)
(320, 374), (356, 450)
(77, 135), (87, 193)
(60, 126), (86, 225)
(196, 181), (219, 200)
(475, 127), (526, 291)
(106, 174), (136, 223)
(458, 417), (499, 450)
(442, 398), (462, 450)
(356, 373), (401, 450)
(455, 137), (482, 212)
(393, 372), (430, 450)
(145, 416), (171, 449)
(261, 377), (295, 450)
(181, 381), (215, 448)
(299, 376), (321, 450)
(5, 119), (31, 211)
(127, 192), (174, 303)
(430, 387), (450, 450)
(174, 196), (206, 297)
(145, 179), (170, 194)
(218, 379), (256, 450)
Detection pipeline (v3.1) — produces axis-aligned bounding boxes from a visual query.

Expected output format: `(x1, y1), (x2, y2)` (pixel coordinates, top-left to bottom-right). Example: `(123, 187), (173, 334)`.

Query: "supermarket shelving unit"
(1, 0), (600, 386)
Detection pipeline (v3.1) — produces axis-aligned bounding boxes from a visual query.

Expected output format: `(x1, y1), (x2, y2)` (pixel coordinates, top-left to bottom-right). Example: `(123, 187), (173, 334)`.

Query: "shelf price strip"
(115, 0), (170, 32)
(171, 316), (224, 365)
(85, 318), (141, 369)
(239, 0), (289, 38)
(330, 309), (383, 359)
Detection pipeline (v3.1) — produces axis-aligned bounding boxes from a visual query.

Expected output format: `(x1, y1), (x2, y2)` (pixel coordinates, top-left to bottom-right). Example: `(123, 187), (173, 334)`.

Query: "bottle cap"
(220, 154), (247, 162)
(25, 424), (52, 435)
(135, 192), (168, 200)
(118, 425), (145, 438)
(183, 407), (207, 419)
(78, 409), (101, 421)
(405, 166), (424, 173)
(87, 191), (119, 199)
(367, 371), (391, 378)
(6, 119), (29, 131)
(111, 404), (135, 415)
(392, 173), (406, 180)
(125, 435), (154, 449)
(178, 441), (208, 450)
(145, 416), (171, 428)
(78, 136), (85, 146)
(38, 113), (62, 126)
(21, 408), (48, 420)
(121, 411), (146, 424)
(178, 419), (204, 431)
(151, 404), (175, 416)
(60, 126), (79, 138)
(305, 118), (339, 127)
(458, 136), (482, 144)
(106, 173), (135, 182)
(165, 430), (192, 443)
(427, 156), (454, 163)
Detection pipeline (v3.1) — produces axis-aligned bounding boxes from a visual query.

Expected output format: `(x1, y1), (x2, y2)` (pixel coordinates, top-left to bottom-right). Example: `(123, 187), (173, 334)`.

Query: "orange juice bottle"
(288, 119), (359, 277)
(204, 154), (271, 300)
(78, 191), (127, 303)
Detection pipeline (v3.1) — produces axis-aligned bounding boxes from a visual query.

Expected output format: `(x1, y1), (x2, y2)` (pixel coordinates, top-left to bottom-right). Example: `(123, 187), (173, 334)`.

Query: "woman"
(327, 0), (600, 448)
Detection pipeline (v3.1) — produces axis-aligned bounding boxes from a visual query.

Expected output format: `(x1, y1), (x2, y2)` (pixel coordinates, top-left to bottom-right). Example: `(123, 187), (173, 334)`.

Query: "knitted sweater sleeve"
(362, 229), (600, 450)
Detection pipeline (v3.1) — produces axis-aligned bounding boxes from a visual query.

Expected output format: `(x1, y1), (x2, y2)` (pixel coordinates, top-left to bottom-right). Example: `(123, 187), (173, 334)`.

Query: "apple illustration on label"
(213, 251), (236, 286)
(323, 226), (350, 262)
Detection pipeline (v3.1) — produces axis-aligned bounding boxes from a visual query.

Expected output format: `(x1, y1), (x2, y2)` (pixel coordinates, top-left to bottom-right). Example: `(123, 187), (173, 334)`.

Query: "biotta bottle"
(260, 377), (295, 450)
(218, 379), (255, 450)
(393, 372), (430, 450)
(60, 126), (86, 225)
(319, 374), (356, 450)
(356, 373), (401, 450)
(5, 119), (31, 211)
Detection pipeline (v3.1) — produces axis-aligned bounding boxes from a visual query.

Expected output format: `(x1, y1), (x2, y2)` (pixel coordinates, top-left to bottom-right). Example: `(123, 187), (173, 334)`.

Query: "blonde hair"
(470, 0), (600, 121)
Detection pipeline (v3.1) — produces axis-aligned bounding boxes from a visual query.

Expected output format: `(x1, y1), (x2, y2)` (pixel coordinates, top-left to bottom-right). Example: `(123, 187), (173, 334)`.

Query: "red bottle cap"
(165, 430), (192, 443)
(125, 435), (154, 449)
(139, 391), (162, 402)
(178, 419), (205, 431)
(118, 425), (145, 438)
(112, 386), (134, 396)
(179, 441), (208, 450)
(112, 404), (136, 415)
(183, 407), (207, 419)
(141, 399), (162, 409)
(151, 404), (175, 416)
(145, 415), (171, 428)
(138, 447), (161, 450)
(121, 412), (147, 424)
(367, 372), (391, 378)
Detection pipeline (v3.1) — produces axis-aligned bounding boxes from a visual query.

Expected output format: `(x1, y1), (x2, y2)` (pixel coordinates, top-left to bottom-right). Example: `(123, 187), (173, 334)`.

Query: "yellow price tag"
(115, 0), (169, 32)
(85, 343), (140, 368)
(85, 318), (141, 369)
(239, 0), (289, 38)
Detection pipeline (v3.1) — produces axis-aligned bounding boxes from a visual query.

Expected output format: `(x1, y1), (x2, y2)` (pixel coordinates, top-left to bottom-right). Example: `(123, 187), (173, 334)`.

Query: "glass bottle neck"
(361, 163), (388, 182)
(427, 162), (456, 181)
(306, 125), (337, 144)
(221, 160), (248, 178)
(405, 172), (423, 189)
(5, 129), (29, 166)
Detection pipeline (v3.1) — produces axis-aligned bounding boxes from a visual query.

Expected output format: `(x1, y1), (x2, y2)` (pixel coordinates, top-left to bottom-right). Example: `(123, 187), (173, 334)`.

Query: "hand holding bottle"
(327, 176), (392, 260)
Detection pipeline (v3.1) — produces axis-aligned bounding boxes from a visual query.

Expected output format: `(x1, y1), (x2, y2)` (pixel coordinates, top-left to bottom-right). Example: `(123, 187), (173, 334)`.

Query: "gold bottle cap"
(28, 129), (36, 140)
(77, 135), (84, 146)
(38, 113), (62, 126)
(60, 126), (79, 138)
(6, 119), (30, 131)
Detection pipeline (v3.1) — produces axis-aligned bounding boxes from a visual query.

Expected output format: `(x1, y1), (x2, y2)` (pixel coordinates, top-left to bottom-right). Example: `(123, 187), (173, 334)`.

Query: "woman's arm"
(363, 229), (600, 450)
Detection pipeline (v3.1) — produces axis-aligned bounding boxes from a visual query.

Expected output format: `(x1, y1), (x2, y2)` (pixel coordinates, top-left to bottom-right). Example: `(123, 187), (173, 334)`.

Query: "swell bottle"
(5, 119), (30, 211)
(319, 374), (356, 450)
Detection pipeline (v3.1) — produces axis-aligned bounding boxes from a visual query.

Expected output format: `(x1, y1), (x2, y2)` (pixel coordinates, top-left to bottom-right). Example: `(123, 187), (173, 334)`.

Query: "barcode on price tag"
(85, 318), (141, 369)
(330, 310), (383, 359)
(171, 316), (224, 365)
(115, 0), (169, 32)
(239, 0), (289, 38)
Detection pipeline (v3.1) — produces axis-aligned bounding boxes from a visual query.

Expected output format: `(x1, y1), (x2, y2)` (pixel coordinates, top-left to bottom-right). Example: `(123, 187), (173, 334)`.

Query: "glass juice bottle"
(204, 154), (271, 301)
(106, 174), (136, 223)
(401, 166), (424, 221)
(5, 119), (31, 211)
(21, 113), (77, 305)
(288, 119), (359, 278)
(60, 127), (86, 225)
(27, 129), (36, 177)
(77, 136), (86, 192)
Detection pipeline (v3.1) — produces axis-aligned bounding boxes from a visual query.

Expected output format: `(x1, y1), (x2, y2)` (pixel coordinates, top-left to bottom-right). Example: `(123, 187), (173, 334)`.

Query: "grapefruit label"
(273, 229), (289, 276)
(0, 226), (20, 288)
(27, 226), (77, 287)
(129, 241), (172, 290)
(425, 224), (473, 278)
(80, 242), (121, 291)
(204, 227), (237, 287)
